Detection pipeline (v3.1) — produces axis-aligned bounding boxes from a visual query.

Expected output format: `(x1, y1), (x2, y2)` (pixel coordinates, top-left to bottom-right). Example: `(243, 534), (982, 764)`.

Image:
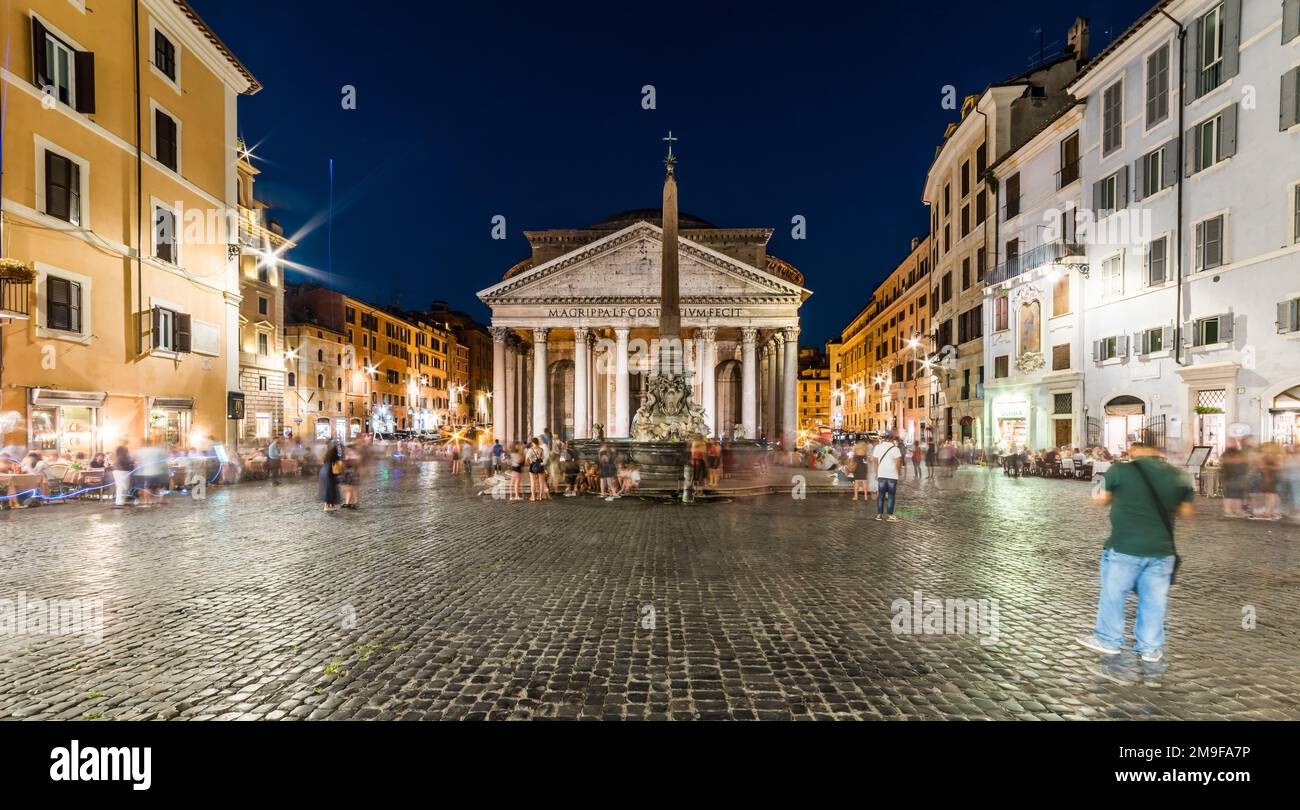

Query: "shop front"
(991, 395), (1029, 451)
(29, 389), (106, 456)
(1268, 385), (1300, 446)
(147, 397), (194, 449)
(1102, 395), (1145, 455)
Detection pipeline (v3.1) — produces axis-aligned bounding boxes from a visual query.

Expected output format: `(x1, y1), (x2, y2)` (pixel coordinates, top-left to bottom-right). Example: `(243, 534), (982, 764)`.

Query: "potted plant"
(0, 257), (35, 282)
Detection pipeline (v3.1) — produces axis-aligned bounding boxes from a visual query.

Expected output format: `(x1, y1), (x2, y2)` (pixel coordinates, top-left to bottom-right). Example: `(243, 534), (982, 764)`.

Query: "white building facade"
(1069, 0), (1300, 456)
(982, 104), (1090, 452)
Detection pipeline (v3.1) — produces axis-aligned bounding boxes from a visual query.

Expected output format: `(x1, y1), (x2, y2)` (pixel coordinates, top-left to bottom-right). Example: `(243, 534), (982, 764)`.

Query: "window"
(154, 29), (176, 81)
(154, 107), (178, 171)
(976, 248), (985, 282)
(941, 273), (952, 303)
(1277, 298), (1300, 334)
(943, 224), (950, 252)
(1140, 147), (1163, 198)
(994, 355), (1009, 378)
(944, 182), (951, 217)
(976, 143), (987, 175)
(1197, 4), (1225, 97)
(258, 296), (268, 316)
(1102, 79), (1123, 156)
(1284, 66), (1300, 131)
(975, 190), (987, 225)
(1145, 43), (1170, 128)
(1052, 344), (1071, 370)
(1094, 335), (1127, 362)
(1102, 253), (1124, 297)
(32, 19), (93, 113)
(1135, 238), (1165, 290)
(1194, 113), (1223, 172)
(154, 205), (177, 263)
(258, 376), (268, 392)
(1059, 132), (1080, 186)
(150, 306), (190, 353)
(994, 295), (1008, 331)
(43, 151), (81, 225)
(287, 372), (296, 387)
(1005, 173), (1021, 218)
(960, 160), (970, 198)
(1052, 274), (1070, 316)
(1191, 314), (1233, 347)
(258, 333), (269, 355)
(960, 205), (970, 237)
(1137, 326), (1172, 355)
(1005, 239), (1020, 277)
(45, 276), (82, 333)
(961, 258), (970, 290)
(1194, 215), (1224, 272)
(1096, 171), (1120, 216)
(1293, 184), (1300, 244)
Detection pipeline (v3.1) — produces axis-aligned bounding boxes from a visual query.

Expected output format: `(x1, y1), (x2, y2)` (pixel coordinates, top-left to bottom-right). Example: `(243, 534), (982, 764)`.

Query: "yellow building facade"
(0, 0), (258, 455)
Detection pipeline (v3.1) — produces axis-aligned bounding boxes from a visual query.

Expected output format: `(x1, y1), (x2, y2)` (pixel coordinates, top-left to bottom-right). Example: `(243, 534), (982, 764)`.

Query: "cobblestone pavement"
(1, 461), (1296, 720)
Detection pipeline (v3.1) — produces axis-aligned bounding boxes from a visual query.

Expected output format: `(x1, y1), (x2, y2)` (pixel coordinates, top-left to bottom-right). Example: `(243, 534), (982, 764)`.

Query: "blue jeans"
(1092, 548), (1175, 654)
(877, 478), (897, 514)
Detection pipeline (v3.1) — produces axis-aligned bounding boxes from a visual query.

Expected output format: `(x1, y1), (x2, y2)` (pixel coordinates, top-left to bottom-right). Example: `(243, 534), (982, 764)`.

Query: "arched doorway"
(715, 359), (742, 438)
(548, 359), (574, 439)
(1269, 385), (1300, 447)
(1103, 395), (1145, 454)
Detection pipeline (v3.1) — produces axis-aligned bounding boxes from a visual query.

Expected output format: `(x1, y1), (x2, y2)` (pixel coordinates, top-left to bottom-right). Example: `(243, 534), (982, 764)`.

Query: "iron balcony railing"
(985, 240), (1085, 287)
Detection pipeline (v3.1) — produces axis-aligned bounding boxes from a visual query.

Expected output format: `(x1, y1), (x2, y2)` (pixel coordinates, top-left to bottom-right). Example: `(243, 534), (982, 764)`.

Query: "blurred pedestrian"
(850, 440), (871, 503)
(319, 444), (342, 511)
(873, 436), (903, 521)
(526, 438), (547, 501)
(598, 442), (620, 500)
(111, 442), (134, 508)
(1079, 442), (1193, 663)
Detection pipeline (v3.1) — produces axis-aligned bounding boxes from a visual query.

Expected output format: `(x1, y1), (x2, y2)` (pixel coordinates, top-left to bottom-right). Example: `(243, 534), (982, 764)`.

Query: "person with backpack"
(1078, 442), (1194, 663)
(872, 435), (903, 521)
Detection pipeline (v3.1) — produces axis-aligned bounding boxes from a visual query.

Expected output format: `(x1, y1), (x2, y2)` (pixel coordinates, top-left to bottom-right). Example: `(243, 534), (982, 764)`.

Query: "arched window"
(317, 374), (324, 389)
(287, 372), (296, 387)
(336, 377), (342, 391)
(317, 349), (324, 362)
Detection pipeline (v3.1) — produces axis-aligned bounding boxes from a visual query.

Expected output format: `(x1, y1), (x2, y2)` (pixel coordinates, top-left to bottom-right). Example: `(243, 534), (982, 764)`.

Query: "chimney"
(1067, 17), (1090, 63)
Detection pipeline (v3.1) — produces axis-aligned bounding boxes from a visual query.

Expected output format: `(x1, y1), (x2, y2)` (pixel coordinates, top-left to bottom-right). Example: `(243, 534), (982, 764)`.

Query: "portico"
(478, 214), (809, 445)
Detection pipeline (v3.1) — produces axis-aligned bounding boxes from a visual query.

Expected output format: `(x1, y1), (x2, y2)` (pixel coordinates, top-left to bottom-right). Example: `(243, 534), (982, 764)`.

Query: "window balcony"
(986, 240), (1085, 287)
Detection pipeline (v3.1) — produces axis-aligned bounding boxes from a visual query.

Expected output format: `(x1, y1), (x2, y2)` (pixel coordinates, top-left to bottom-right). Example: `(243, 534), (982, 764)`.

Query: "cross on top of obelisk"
(663, 131), (677, 173)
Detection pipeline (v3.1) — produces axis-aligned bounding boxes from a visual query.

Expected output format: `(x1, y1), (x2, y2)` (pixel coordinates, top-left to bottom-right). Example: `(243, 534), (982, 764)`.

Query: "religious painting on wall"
(1015, 297), (1045, 374)
(1018, 300), (1041, 356)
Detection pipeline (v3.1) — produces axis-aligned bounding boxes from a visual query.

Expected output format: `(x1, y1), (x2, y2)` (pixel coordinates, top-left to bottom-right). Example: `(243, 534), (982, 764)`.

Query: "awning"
(149, 397), (194, 411)
(31, 388), (107, 408)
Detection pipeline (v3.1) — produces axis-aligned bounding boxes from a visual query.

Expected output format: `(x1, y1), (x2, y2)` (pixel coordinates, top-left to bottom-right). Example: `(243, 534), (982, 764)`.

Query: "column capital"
(771, 331), (785, 348)
(699, 326), (717, 342)
(532, 327), (550, 343)
(741, 327), (759, 345)
(585, 330), (598, 348)
(614, 326), (631, 341)
(489, 326), (512, 343)
(572, 325), (590, 341)
(782, 325), (800, 342)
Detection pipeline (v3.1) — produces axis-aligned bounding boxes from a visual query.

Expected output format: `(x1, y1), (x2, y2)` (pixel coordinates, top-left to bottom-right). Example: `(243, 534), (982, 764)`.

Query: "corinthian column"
(503, 338), (517, 444)
(741, 327), (758, 440)
(490, 326), (509, 438)
(614, 327), (631, 437)
(532, 328), (549, 438)
(699, 327), (717, 437)
(782, 326), (799, 449)
(770, 332), (785, 442)
(573, 326), (589, 439)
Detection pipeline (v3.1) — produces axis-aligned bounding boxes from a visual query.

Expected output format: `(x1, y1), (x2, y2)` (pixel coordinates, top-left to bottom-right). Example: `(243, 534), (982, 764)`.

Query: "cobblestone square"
(1, 463), (1296, 721)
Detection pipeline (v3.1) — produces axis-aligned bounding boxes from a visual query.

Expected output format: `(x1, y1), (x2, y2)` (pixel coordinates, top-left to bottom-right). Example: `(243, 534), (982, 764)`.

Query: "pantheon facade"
(478, 210), (810, 446)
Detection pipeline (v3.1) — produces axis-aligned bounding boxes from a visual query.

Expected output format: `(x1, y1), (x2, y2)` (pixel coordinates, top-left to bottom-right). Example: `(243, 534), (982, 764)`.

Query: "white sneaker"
(1140, 648), (1164, 663)
(1077, 635), (1122, 656)
(604, 496), (614, 502)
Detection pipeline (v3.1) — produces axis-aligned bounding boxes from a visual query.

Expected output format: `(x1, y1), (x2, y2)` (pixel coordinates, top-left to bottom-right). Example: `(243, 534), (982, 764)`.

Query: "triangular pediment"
(477, 222), (806, 304)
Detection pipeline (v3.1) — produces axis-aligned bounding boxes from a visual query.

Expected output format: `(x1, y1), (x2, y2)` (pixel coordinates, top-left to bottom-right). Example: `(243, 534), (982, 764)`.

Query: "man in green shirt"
(1078, 443), (1195, 663)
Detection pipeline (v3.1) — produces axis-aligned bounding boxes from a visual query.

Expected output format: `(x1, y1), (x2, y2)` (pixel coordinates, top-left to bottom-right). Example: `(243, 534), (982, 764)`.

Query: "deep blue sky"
(193, 0), (1152, 347)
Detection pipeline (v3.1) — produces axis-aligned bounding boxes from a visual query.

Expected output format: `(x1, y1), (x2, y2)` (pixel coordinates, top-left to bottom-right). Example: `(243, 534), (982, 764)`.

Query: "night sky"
(192, 0), (1153, 347)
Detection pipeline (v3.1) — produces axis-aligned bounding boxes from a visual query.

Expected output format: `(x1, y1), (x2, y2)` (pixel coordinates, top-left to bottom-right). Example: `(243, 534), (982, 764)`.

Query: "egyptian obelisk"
(659, 132), (680, 375)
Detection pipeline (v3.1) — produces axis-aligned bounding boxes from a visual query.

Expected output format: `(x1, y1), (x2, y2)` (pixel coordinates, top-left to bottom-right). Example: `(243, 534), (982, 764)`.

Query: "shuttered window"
(155, 109), (178, 171)
(1145, 43), (1170, 128)
(44, 151), (81, 225)
(46, 276), (82, 333)
(154, 206), (177, 263)
(1101, 79), (1123, 156)
(154, 29), (176, 80)
(1147, 236), (1168, 286)
(1194, 215), (1224, 272)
